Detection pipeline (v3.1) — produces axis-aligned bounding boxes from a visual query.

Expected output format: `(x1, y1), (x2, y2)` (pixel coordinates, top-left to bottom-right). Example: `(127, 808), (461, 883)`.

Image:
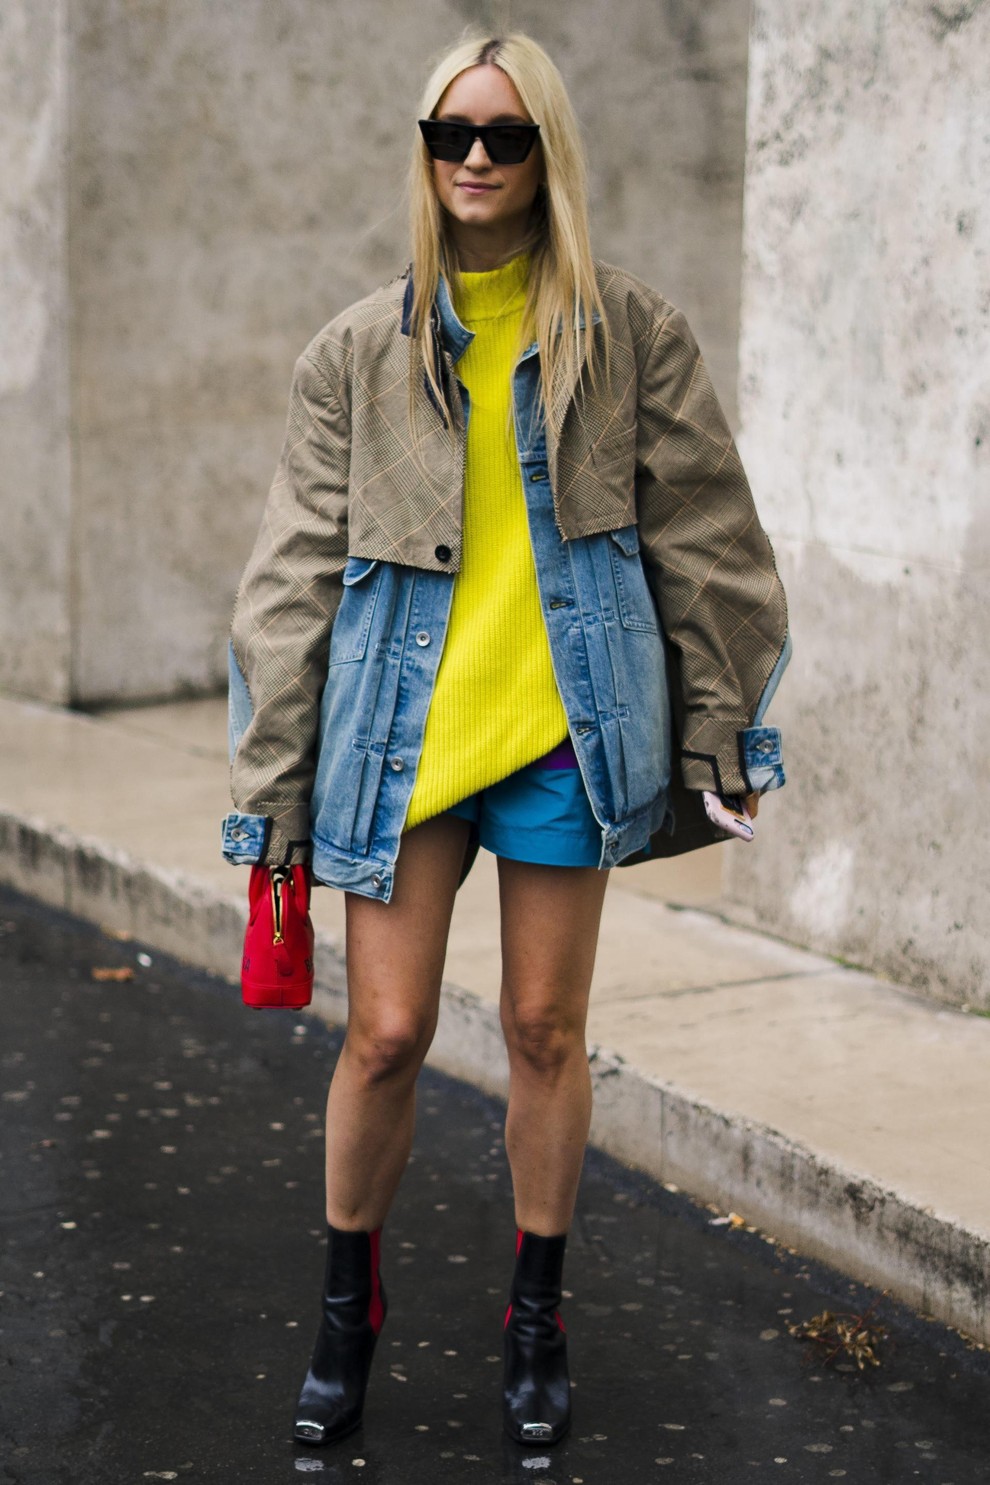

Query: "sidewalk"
(8, 883), (990, 1483)
(2, 693), (988, 1346)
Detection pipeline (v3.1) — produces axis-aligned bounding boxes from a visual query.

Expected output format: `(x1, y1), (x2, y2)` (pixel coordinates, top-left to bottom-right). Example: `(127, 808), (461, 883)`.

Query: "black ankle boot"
(503, 1229), (571, 1446)
(292, 1224), (387, 1446)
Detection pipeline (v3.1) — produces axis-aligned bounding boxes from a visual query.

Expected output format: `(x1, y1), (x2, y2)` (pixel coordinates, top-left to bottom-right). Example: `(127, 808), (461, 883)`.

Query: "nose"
(463, 135), (492, 169)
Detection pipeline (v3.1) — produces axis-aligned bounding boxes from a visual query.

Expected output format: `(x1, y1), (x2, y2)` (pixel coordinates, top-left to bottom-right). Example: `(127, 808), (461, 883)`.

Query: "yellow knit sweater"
(404, 254), (569, 830)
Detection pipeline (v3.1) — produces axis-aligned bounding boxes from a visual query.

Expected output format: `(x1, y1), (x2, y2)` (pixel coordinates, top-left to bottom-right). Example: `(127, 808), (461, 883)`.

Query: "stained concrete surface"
(728, 1), (990, 1006)
(3, 886), (990, 1485)
(0, 0), (72, 704)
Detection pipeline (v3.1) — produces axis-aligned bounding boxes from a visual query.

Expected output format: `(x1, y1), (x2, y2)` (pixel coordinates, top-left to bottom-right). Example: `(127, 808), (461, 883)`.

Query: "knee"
(346, 1013), (434, 1086)
(502, 999), (583, 1078)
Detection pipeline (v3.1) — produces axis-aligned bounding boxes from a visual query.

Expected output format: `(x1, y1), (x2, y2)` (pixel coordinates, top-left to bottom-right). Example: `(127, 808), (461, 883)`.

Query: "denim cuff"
(739, 726), (786, 793)
(221, 813), (271, 865)
(221, 809), (311, 865)
(679, 722), (786, 796)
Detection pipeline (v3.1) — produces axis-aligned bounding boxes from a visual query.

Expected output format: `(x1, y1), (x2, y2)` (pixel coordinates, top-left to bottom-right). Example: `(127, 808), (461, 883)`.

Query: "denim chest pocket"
(607, 525), (658, 633)
(329, 556), (382, 665)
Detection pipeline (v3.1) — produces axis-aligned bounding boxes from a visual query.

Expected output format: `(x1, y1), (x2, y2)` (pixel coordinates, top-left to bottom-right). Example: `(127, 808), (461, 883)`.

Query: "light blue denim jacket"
(223, 273), (789, 901)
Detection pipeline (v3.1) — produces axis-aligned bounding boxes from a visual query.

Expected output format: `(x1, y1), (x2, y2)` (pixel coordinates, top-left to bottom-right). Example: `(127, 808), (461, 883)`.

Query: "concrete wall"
(0, 1), (72, 705)
(724, 1), (990, 1007)
(68, 0), (439, 702)
(510, 0), (750, 418)
(0, 0), (750, 705)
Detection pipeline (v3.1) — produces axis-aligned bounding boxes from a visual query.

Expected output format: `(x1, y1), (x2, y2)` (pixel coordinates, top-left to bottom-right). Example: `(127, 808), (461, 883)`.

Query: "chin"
(447, 204), (502, 226)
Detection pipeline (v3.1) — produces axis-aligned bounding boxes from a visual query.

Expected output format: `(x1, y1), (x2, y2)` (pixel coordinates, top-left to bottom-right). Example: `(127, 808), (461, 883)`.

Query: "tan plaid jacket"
(229, 261), (788, 857)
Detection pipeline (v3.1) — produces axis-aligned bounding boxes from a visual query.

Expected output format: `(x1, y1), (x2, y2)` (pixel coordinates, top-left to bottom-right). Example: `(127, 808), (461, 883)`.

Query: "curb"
(1, 807), (987, 1346)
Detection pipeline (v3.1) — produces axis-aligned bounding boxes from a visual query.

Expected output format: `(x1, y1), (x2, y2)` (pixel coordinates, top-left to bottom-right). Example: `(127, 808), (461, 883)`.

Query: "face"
(429, 64), (544, 250)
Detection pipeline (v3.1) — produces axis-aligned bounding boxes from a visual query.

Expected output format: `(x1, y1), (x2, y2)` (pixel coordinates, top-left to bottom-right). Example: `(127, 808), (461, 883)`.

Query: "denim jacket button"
(530, 468), (548, 483)
(229, 828), (246, 841)
(390, 757), (405, 772)
(415, 631), (430, 647)
(372, 873), (383, 888)
(759, 739), (774, 754)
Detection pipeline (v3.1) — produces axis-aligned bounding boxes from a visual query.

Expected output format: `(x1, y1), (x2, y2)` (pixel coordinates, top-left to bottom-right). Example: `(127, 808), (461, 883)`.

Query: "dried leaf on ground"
(788, 1296), (890, 1369)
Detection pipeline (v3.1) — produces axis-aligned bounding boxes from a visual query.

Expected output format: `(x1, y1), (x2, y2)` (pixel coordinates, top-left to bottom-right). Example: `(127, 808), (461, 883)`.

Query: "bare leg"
(497, 858), (610, 1236)
(324, 815), (470, 1231)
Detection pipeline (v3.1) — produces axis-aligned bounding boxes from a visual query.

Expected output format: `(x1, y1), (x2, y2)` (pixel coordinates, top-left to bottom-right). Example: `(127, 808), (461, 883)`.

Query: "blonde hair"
(408, 32), (608, 439)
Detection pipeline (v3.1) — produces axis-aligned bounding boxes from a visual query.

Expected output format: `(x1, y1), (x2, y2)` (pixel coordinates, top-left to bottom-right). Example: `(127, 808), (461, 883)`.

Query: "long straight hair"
(407, 32), (608, 439)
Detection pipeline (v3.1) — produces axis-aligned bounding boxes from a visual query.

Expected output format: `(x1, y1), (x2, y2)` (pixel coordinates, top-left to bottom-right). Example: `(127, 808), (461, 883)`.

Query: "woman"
(222, 32), (789, 1449)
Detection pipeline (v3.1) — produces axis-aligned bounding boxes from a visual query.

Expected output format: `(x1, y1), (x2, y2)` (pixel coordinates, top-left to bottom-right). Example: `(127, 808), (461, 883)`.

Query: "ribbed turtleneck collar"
(453, 252), (530, 324)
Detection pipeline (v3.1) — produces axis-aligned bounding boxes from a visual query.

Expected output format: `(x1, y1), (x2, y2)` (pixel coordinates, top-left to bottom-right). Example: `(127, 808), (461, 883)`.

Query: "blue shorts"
(444, 741), (602, 868)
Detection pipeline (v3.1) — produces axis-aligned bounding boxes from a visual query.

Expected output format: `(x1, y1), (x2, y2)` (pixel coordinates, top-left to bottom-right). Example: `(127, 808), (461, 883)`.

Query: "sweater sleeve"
(228, 346), (351, 863)
(633, 305), (789, 796)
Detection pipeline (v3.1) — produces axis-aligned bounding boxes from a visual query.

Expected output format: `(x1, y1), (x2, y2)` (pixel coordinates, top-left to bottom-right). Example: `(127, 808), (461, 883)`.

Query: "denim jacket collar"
(434, 274), (473, 362)
(400, 266), (599, 364)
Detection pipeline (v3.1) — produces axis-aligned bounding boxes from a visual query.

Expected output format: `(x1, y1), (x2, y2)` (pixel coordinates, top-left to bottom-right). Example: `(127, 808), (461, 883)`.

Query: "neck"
(448, 219), (532, 273)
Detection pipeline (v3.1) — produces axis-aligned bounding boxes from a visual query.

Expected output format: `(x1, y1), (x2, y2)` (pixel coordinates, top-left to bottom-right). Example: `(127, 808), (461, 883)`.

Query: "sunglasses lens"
(420, 122), (473, 161)
(483, 127), (536, 164)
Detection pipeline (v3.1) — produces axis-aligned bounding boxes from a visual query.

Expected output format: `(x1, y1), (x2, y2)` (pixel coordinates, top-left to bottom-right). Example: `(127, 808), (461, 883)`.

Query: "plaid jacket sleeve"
(228, 344), (351, 863)
(633, 305), (789, 797)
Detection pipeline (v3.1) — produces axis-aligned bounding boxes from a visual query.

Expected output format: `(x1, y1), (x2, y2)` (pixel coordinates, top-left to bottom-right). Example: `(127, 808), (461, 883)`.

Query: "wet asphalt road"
(2, 884), (990, 1485)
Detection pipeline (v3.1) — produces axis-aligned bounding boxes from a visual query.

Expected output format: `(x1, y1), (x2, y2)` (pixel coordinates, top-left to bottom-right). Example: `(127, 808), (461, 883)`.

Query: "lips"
(457, 182), (498, 194)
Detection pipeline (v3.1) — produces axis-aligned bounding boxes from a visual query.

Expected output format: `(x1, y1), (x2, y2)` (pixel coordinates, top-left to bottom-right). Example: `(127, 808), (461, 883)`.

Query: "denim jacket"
(222, 262), (789, 900)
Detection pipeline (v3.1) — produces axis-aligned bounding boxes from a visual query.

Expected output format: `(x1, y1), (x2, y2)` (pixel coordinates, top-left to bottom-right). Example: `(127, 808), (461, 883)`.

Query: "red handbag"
(241, 864), (315, 1010)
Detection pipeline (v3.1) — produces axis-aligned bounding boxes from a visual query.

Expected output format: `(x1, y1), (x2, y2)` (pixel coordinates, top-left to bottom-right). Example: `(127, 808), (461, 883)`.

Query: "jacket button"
(435, 544), (451, 563)
(415, 631), (430, 647)
(372, 873), (383, 888)
(390, 757), (405, 772)
(530, 469), (548, 483)
(759, 739), (774, 753)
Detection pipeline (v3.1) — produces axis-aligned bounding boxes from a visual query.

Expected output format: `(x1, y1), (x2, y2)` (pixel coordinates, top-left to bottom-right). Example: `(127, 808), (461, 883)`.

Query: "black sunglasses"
(418, 119), (541, 166)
